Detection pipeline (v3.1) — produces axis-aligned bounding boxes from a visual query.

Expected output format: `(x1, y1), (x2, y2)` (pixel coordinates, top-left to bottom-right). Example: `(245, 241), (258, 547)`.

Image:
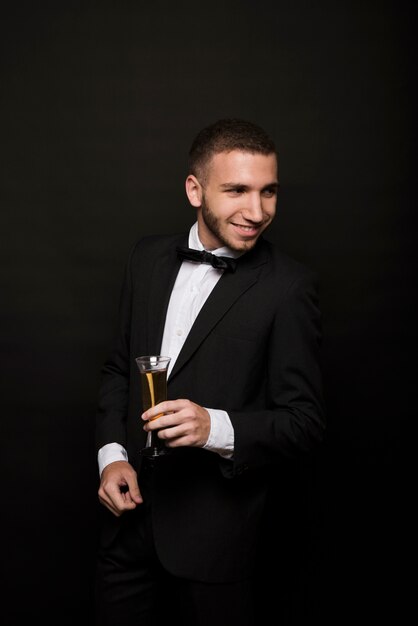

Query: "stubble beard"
(200, 197), (260, 253)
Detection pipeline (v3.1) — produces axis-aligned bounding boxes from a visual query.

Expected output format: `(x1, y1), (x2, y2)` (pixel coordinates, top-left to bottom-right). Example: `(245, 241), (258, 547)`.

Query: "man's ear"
(185, 175), (203, 207)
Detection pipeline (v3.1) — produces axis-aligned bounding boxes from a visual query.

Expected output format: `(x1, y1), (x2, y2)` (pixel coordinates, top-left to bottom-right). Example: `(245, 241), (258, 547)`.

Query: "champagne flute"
(135, 355), (171, 458)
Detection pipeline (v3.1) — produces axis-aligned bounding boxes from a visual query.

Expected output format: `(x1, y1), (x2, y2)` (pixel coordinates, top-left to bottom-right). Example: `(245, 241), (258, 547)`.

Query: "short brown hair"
(189, 118), (277, 181)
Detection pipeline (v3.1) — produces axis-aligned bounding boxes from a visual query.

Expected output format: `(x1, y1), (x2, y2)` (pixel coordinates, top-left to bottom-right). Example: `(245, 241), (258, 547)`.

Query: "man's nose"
(243, 193), (264, 222)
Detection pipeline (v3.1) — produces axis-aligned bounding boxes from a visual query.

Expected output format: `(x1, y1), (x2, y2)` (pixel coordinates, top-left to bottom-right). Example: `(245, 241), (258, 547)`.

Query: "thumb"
(126, 475), (143, 504)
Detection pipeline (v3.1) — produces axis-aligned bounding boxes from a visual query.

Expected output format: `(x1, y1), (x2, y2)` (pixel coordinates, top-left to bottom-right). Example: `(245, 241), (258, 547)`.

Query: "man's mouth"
(232, 223), (262, 235)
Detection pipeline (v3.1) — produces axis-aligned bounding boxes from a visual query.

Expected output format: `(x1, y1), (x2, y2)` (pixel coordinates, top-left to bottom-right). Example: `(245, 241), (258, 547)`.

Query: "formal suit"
(96, 230), (325, 586)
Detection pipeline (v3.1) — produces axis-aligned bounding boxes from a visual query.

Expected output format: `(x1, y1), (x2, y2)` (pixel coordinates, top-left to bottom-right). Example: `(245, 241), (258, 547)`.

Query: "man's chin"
(229, 237), (259, 253)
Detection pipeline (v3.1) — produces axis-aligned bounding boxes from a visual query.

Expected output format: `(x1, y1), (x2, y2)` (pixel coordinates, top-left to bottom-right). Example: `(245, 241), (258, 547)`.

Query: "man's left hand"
(142, 399), (211, 448)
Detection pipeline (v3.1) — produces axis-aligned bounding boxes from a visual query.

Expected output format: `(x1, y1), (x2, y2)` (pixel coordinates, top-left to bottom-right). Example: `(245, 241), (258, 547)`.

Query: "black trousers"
(95, 464), (255, 626)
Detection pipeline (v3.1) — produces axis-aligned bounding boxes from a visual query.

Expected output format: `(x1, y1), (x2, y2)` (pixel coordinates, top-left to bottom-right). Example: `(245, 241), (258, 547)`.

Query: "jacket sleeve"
(95, 244), (135, 452)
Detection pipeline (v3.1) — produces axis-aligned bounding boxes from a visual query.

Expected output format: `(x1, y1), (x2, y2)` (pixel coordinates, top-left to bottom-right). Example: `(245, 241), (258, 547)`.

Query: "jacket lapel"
(169, 240), (268, 381)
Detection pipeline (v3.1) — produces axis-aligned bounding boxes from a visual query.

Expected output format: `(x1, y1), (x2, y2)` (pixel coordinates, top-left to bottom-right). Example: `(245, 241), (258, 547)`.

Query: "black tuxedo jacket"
(96, 232), (325, 582)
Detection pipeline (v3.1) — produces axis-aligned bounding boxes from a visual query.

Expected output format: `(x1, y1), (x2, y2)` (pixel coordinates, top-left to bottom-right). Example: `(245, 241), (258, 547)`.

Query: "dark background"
(1, 1), (415, 624)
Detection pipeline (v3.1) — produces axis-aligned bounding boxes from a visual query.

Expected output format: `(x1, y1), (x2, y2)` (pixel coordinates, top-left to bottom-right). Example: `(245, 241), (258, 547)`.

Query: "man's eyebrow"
(262, 182), (280, 189)
(219, 182), (248, 188)
(219, 181), (279, 189)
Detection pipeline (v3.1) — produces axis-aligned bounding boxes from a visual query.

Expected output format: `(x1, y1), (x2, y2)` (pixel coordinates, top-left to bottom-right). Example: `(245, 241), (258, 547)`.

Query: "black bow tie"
(176, 246), (237, 272)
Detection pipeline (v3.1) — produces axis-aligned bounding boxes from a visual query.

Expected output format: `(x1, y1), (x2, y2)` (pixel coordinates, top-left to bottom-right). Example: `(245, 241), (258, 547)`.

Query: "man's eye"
(228, 188), (244, 195)
(262, 188), (276, 197)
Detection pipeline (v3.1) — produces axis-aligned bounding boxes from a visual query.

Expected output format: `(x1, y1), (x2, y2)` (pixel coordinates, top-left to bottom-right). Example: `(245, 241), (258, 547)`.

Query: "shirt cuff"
(203, 409), (234, 459)
(97, 442), (128, 475)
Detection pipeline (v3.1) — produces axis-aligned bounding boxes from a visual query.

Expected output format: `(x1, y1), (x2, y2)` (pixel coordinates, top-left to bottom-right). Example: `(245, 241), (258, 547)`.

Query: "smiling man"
(187, 149), (279, 252)
(95, 118), (325, 626)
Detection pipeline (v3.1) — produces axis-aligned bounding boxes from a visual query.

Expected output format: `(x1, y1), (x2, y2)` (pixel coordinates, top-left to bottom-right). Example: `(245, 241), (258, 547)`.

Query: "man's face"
(186, 150), (279, 252)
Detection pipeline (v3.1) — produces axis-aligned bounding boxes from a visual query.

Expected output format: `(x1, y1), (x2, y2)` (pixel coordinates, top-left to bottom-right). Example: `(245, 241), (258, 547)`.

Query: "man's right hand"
(98, 460), (143, 517)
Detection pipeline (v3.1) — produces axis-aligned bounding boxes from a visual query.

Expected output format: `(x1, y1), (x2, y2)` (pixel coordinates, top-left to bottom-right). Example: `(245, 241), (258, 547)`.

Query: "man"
(95, 118), (325, 625)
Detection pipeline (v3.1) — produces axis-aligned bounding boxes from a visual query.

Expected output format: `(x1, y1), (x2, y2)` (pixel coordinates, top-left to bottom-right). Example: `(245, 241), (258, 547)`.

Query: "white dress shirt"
(98, 223), (238, 475)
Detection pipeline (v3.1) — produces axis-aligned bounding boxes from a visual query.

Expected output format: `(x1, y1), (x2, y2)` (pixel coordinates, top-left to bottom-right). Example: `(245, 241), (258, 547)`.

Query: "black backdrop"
(1, 2), (415, 624)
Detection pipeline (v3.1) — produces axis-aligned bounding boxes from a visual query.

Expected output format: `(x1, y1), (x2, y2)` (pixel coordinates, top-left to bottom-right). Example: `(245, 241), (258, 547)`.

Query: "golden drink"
(140, 369), (168, 414)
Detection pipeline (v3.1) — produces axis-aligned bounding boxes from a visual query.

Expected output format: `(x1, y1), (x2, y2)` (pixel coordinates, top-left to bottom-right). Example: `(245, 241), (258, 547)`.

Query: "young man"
(95, 118), (325, 625)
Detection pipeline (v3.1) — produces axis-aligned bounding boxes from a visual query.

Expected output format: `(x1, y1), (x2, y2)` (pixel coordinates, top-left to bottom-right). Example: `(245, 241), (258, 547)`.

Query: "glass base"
(140, 445), (169, 459)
